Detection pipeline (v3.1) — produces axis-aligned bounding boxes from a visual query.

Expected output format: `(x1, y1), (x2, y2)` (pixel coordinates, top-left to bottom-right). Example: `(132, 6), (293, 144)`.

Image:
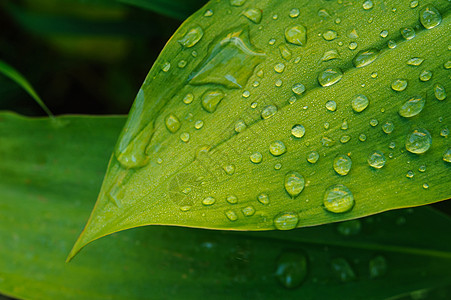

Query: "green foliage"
(0, 113), (450, 300)
(71, 0), (451, 258)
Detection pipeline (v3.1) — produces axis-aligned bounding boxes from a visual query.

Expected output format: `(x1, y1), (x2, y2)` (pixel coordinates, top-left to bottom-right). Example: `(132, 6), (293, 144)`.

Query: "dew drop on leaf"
(324, 184), (354, 213)
(382, 121), (395, 134)
(225, 210), (238, 221)
(274, 212), (299, 230)
(292, 83), (306, 95)
(333, 155), (352, 176)
(318, 68), (343, 87)
(419, 6), (442, 29)
(165, 114), (181, 133)
(322, 30), (338, 41)
(391, 79), (408, 91)
(325, 100), (337, 111)
(178, 26), (204, 48)
(257, 193), (270, 205)
(307, 151), (319, 164)
(353, 49), (379, 68)
(285, 25), (307, 46)
(261, 105), (278, 119)
(275, 251), (308, 288)
(419, 70), (432, 82)
(284, 171), (305, 198)
(269, 140), (287, 156)
(201, 90), (224, 113)
(369, 255), (388, 278)
(250, 152), (263, 164)
(242, 206), (256, 216)
(407, 57), (424, 66)
(405, 128), (432, 154)
(351, 94), (369, 112)
(442, 148), (451, 163)
(202, 196), (216, 206)
(331, 258), (356, 282)
(398, 95), (425, 118)
(401, 27), (415, 40)
(434, 83), (447, 100)
(367, 151), (386, 169)
(243, 8), (262, 24)
(291, 124), (305, 138)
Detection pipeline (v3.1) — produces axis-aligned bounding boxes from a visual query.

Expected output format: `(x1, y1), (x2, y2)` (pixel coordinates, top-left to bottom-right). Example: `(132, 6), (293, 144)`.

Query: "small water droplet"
(359, 133), (367, 141)
(165, 114), (181, 133)
(423, 183), (429, 189)
(440, 127), (449, 137)
(285, 25), (307, 46)
(388, 40), (397, 49)
(418, 165), (426, 172)
(243, 8), (262, 23)
(326, 100), (337, 111)
(307, 151), (320, 164)
(291, 124), (306, 138)
(201, 90), (224, 113)
(279, 44), (292, 61)
(391, 79), (408, 91)
(362, 0), (374, 10)
(349, 42), (358, 50)
(284, 171), (305, 198)
(225, 210), (238, 221)
(322, 136), (335, 147)
(341, 120), (348, 130)
(340, 135), (351, 144)
(275, 251), (308, 288)
(407, 57), (425, 66)
(261, 105), (278, 119)
(292, 83), (306, 95)
(419, 70), (432, 81)
(331, 258), (356, 282)
(401, 27), (416, 40)
(268, 38), (276, 45)
(274, 213), (299, 230)
(235, 120), (247, 133)
(410, 0), (419, 8)
(257, 193), (270, 205)
(380, 30), (388, 38)
(178, 60), (187, 68)
(444, 61), (451, 69)
(368, 151), (386, 169)
(434, 83), (446, 100)
(250, 152), (263, 164)
(289, 8), (300, 18)
(202, 196), (216, 206)
(369, 256), (387, 278)
(323, 30), (338, 41)
(274, 63), (286, 73)
(333, 155), (352, 176)
(353, 49), (379, 68)
(162, 62), (171, 72)
(194, 120), (204, 130)
(370, 119), (379, 127)
(321, 49), (340, 61)
(398, 95), (425, 118)
(242, 206), (255, 216)
(269, 140), (287, 156)
(224, 164), (235, 175)
(337, 220), (361, 236)
(406, 128), (432, 154)
(226, 194), (238, 204)
(180, 132), (190, 143)
(318, 8), (331, 18)
(183, 93), (194, 104)
(179, 26), (204, 48)
(274, 163), (282, 170)
(180, 205), (192, 212)
(230, 0), (246, 6)
(204, 9), (213, 17)
(382, 121), (395, 134)
(318, 68), (343, 87)
(419, 6), (442, 29)
(443, 148), (451, 163)
(351, 94), (369, 112)
(406, 170), (414, 178)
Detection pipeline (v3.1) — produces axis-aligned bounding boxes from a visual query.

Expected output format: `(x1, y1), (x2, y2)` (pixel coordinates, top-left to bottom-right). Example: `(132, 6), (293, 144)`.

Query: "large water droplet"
(285, 25), (307, 46)
(284, 171), (305, 198)
(318, 68), (343, 87)
(275, 251), (308, 288)
(369, 256), (387, 278)
(331, 258), (356, 282)
(407, 57), (424, 66)
(419, 70), (432, 82)
(261, 105), (278, 119)
(406, 128), (432, 154)
(270, 140), (287, 156)
(201, 90), (224, 113)
(398, 95), (425, 118)
(291, 124), (305, 138)
(391, 79), (408, 91)
(165, 114), (181, 133)
(243, 8), (262, 23)
(324, 184), (354, 213)
(367, 151), (386, 169)
(333, 155), (352, 176)
(178, 26), (204, 48)
(419, 6), (441, 29)
(434, 83), (447, 100)
(274, 212), (299, 230)
(353, 49), (379, 68)
(351, 94), (369, 112)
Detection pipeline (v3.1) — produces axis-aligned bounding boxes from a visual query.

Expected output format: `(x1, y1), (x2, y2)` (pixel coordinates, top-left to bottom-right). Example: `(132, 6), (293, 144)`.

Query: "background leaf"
(71, 0), (451, 256)
(118, 0), (208, 20)
(0, 112), (450, 300)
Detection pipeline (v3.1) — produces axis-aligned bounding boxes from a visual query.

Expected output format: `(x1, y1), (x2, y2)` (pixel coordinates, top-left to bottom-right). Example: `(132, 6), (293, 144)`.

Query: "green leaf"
(118, 0), (208, 20)
(0, 60), (53, 117)
(0, 112), (450, 299)
(70, 0), (451, 258)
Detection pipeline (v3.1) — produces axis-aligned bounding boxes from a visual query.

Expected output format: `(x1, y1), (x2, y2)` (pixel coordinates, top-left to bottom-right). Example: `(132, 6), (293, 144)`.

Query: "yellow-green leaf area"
(69, 0), (451, 259)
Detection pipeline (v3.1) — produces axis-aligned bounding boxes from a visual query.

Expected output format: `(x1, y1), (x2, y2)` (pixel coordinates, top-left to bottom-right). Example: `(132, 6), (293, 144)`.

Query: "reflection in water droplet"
(201, 90), (224, 113)
(324, 184), (354, 213)
(275, 251), (308, 288)
(165, 114), (181, 133)
(225, 210), (238, 221)
(284, 171), (305, 198)
(369, 256), (387, 278)
(419, 70), (432, 82)
(337, 220), (361, 236)
(242, 206), (255, 216)
(382, 121), (394, 134)
(398, 95), (425, 118)
(274, 213), (299, 230)
(326, 100), (337, 111)
(443, 148), (451, 163)
(261, 105), (278, 119)
(243, 8), (262, 23)
(419, 6), (442, 29)
(434, 83), (446, 100)
(257, 193), (270, 205)
(307, 151), (319, 164)
(331, 258), (356, 282)
(178, 26), (204, 48)
(351, 94), (369, 112)
(291, 124), (305, 138)
(391, 79), (408, 91)
(250, 152), (263, 164)
(227, 194), (238, 204)
(285, 25), (307, 46)
(333, 155), (352, 176)
(401, 27), (415, 40)
(353, 49), (379, 68)
(406, 128), (432, 154)
(318, 68), (343, 87)
(368, 151), (386, 169)
(270, 141), (287, 156)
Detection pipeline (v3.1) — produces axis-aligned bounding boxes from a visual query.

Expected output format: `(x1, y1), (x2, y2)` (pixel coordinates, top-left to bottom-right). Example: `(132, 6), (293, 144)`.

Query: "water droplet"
(398, 95), (425, 118)
(401, 27), (415, 40)
(201, 90), (224, 113)
(307, 151), (320, 164)
(388, 40), (397, 49)
(368, 151), (386, 169)
(292, 83), (306, 95)
(418, 165), (426, 172)
(322, 136), (335, 147)
(326, 100), (337, 111)
(269, 140), (287, 156)
(183, 93), (194, 104)
(370, 119), (379, 127)
(194, 120), (204, 130)
(165, 114), (181, 133)
(337, 220), (361, 236)
(289, 8), (300, 18)
(323, 30), (338, 41)
(250, 152), (263, 164)
(275, 251), (308, 288)
(277, 46), (292, 62)
(406, 170), (414, 178)
(391, 79), (408, 91)
(284, 171), (305, 198)
(242, 206), (255, 216)
(443, 148), (451, 163)
(353, 49), (379, 68)
(285, 25), (307, 46)
(291, 124), (305, 138)
(341, 120), (348, 130)
(243, 8), (262, 23)
(224, 164), (235, 175)
(362, 0), (374, 10)
(225, 210), (238, 221)
(179, 26), (204, 48)
(348, 42), (358, 50)
(351, 94), (369, 112)
(268, 38), (276, 45)
(178, 60), (187, 68)
(250, 102), (258, 109)
(274, 213), (299, 230)
(235, 120), (247, 133)
(324, 122), (330, 130)
(333, 155), (352, 176)
(180, 132), (190, 143)
(189, 28), (265, 89)
(257, 193), (270, 205)
(419, 70), (432, 81)
(340, 135), (351, 143)
(423, 183), (429, 189)
(162, 62), (171, 72)
(444, 61), (451, 69)
(275, 79), (283, 87)
(274, 63), (286, 73)
(318, 8), (331, 18)
(321, 49), (340, 61)
(230, 0), (246, 5)
(388, 141), (396, 149)
(202, 196), (216, 206)
(405, 128), (432, 154)
(434, 83), (446, 100)
(369, 256), (387, 278)
(359, 133), (367, 141)
(274, 163), (282, 170)
(410, 0), (419, 8)
(419, 6), (441, 29)
(382, 121), (394, 134)
(318, 68), (343, 87)
(180, 205), (192, 212)
(331, 258), (356, 282)
(204, 9), (213, 17)
(380, 30), (388, 38)
(407, 57), (425, 66)
(440, 127), (449, 137)
(226, 195), (238, 205)
(261, 105), (278, 119)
